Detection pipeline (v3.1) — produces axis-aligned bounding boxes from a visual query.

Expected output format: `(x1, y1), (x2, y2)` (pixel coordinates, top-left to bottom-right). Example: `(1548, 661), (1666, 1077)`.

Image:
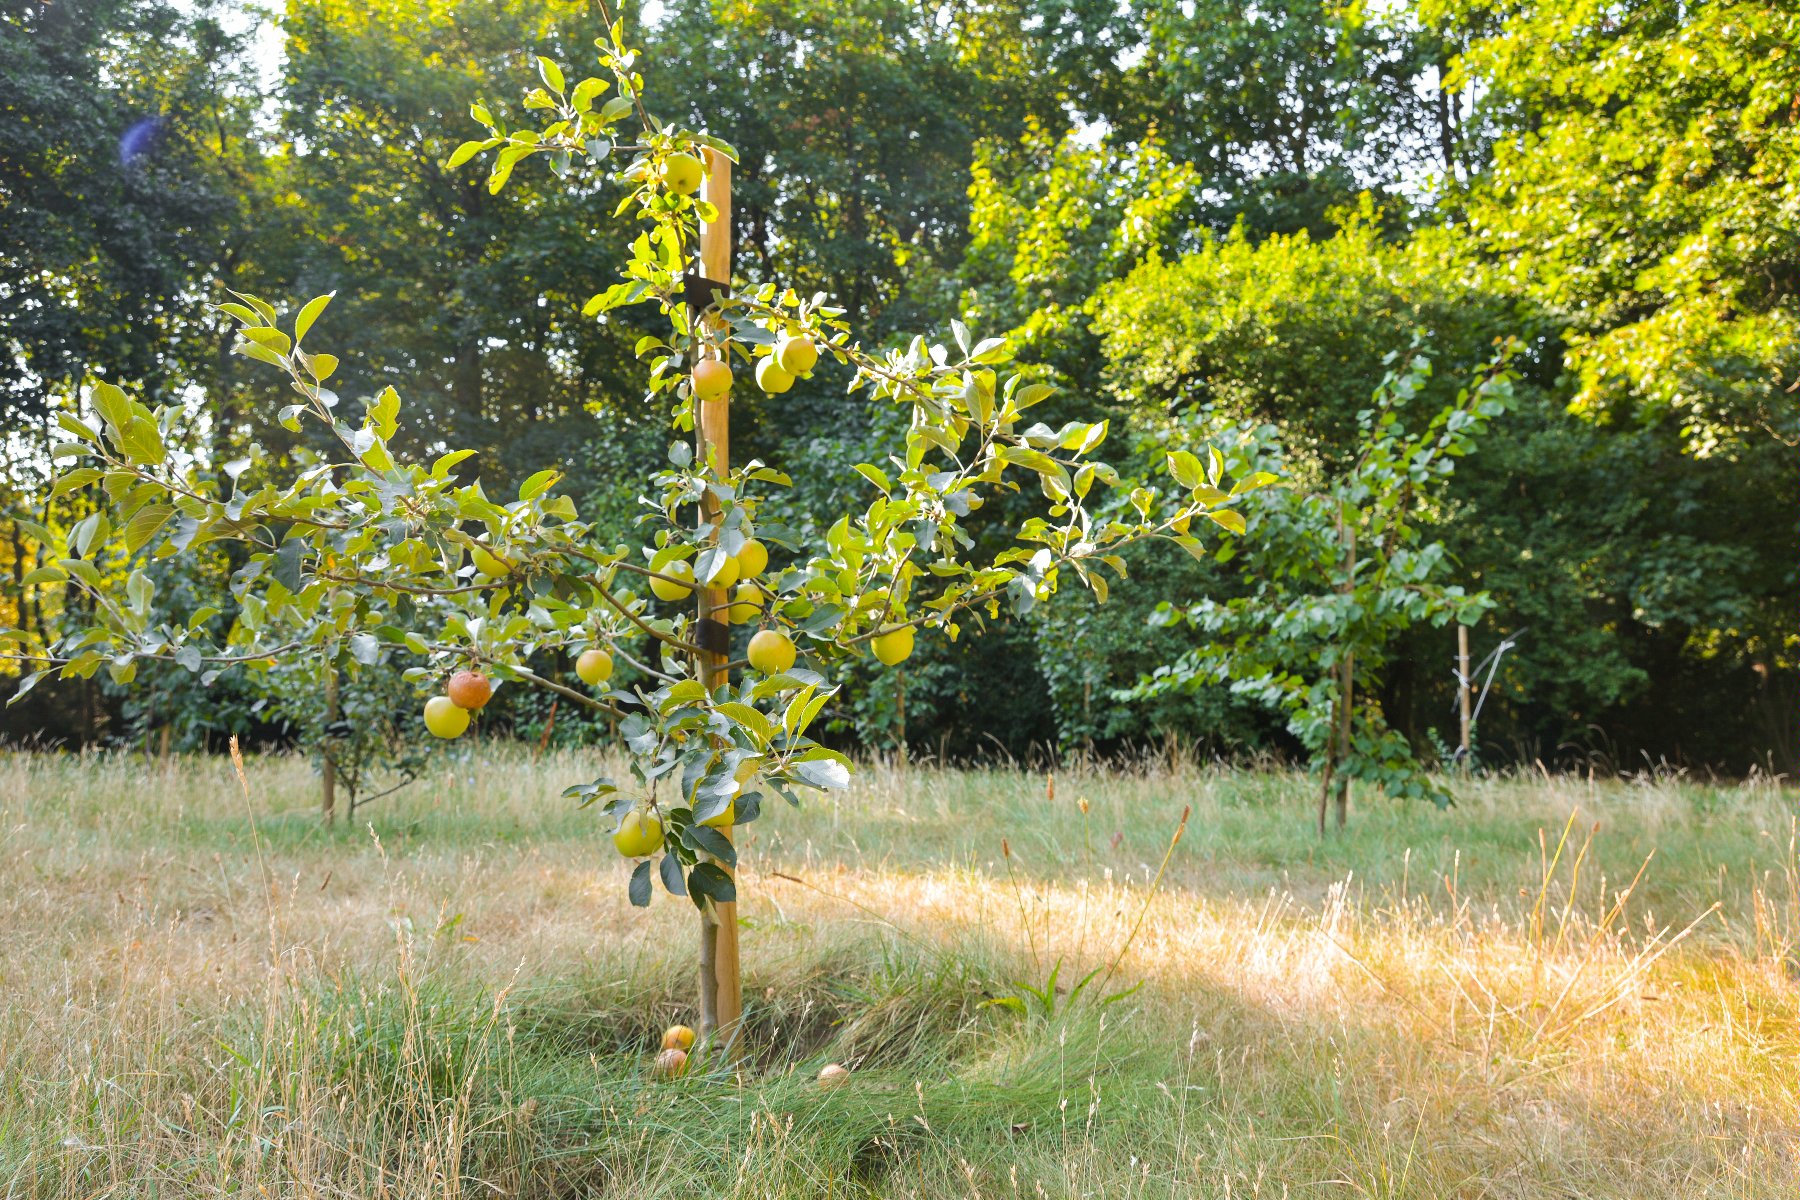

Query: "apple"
(662, 1024), (696, 1051)
(612, 809), (665, 858)
(663, 151), (704, 196)
(747, 629), (796, 674)
(734, 539), (768, 579)
(701, 552), (740, 589)
(777, 336), (819, 377)
(576, 648), (614, 686)
(692, 357), (732, 403)
(447, 669), (492, 710)
(818, 1062), (850, 1089)
(871, 625), (915, 666)
(654, 1047), (689, 1078)
(726, 583), (763, 624)
(650, 560), (695, 602)
(423, 695), (470, 739)
(471, 545), (511, 579)
(755, 356), (793, 395)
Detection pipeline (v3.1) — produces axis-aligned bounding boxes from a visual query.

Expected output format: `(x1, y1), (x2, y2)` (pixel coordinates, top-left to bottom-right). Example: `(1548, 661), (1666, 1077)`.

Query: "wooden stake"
(1457, 622), (1473, 763)
(694, 147), (742, 1052)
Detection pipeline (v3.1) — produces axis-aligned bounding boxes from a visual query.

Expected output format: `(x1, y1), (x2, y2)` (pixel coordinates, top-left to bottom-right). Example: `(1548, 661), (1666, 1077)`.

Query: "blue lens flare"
(118, 117), (164, 166)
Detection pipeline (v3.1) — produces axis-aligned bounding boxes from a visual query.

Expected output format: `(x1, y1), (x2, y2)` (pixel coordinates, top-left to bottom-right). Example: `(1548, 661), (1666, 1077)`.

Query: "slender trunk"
(1317, 713), (1336, 839)
(1457, 623), (1472, 762)
(895, 666), (908, 771)
(322, 666), (339, 825)
(1336, 651), (1353, 831)
(1332, 512), (1357, 832)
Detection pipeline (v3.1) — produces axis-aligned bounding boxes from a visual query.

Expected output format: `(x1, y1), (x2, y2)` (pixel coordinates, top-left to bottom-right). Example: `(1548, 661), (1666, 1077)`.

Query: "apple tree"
(1129, 341), (1517, 833)
(0, 16), (1270, 1046)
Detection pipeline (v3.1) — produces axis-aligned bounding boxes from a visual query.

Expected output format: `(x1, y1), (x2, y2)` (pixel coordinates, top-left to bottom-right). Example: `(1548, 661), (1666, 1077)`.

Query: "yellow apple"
(747, 629), (796, 674)
(650, 560), (695, 602)
(663, 152), (703, 195)
(701, 552), (740, 589)
(471, 545), (511, 578)
(777, 336), (819, 376)
(726, 583), (763, 623)
(755, 355), (794, 394)
(576, 648), (613, 686)
(662, 1024), (696, 1051)
(734, 539), (768, 579)
(692, 357), (732, 403)
(423, 696), (470, 739)
(612, 809), (665, 858)
(871, 625), (915, 666)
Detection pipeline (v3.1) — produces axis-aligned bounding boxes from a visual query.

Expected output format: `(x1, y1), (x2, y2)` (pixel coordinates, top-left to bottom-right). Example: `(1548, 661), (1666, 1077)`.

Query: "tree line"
(2, 0), (1792, 777)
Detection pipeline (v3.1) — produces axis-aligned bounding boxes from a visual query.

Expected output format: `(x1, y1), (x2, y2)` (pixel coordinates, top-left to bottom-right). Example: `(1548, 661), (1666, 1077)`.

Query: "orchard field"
(2, 750), (1795, 1198)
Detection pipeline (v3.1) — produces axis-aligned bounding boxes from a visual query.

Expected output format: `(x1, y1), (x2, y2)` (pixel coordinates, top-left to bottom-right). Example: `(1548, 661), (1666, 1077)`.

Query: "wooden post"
(322, 664), (339, 825)
(694, 147), (742, 1052)
(1457, 623), (1473, 764)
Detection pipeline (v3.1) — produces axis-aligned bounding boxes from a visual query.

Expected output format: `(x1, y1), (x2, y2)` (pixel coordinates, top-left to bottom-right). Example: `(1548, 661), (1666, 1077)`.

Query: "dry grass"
(0, 747), (1795, 1197)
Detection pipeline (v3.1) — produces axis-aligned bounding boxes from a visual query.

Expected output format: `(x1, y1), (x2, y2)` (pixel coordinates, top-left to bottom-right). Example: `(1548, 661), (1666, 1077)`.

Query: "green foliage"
(1434, 0), (1800, 454)
(0, 0), (261, 425)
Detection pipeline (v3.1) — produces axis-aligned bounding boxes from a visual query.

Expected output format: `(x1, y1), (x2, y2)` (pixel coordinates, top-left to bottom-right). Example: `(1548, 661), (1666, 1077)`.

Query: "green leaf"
(519, 469), (559, 501)
(627, 859), (653, 907)
(792, 757), (850, 791)
(293, 293), (334, 345)
(91, 381), (131, 434)
(367, 386), (401, 440)
(445, 140), (489, 169)
(571, 77), (608, 113)
(1166, 451), (1204, 489)
(715, 701), (774, 744)
(123, 504), (173, 554)
(56, 413), (99, 442)
(686, 862), (736, 908)
(1206, 509), (1247, 535)
(536, 55), (565, 94)
(50, 468), (102, 499)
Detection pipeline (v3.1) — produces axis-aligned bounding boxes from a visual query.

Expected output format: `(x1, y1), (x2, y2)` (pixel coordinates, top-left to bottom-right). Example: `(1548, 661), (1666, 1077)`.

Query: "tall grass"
(0, 748), (1794, 1196)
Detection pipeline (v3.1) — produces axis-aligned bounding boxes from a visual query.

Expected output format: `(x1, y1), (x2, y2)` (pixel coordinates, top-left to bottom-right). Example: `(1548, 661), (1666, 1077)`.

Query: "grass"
(0, 745), (1795, 1197)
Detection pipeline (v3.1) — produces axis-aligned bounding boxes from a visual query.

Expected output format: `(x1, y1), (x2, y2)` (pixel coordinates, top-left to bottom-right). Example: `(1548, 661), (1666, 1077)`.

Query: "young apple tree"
(1130, 341), (1517, 834)
(1, 17), (1269, 1050)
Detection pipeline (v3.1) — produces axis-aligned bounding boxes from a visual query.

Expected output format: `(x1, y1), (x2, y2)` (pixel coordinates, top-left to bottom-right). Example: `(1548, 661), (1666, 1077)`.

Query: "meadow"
(0, 748), (1795, 1198)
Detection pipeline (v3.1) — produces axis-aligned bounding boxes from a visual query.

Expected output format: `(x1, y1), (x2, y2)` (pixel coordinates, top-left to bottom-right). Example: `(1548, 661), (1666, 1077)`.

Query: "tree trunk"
(895, 665), (908, 771)
(322, 665), (339, 825)
(1336, 650), (1353, 832)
